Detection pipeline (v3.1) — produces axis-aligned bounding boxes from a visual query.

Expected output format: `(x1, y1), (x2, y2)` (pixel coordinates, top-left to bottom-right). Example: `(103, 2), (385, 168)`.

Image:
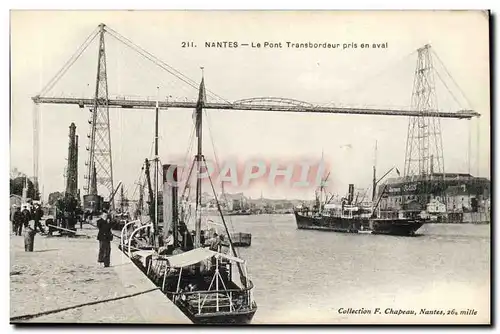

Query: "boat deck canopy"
(167, 247), (245, 268)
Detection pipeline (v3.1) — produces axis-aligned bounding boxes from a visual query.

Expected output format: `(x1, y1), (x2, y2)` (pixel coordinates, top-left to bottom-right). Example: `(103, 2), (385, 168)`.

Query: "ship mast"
(194, 69), (205, 248)
(372, 140), (378, 202)
(153, 87), (160, 250)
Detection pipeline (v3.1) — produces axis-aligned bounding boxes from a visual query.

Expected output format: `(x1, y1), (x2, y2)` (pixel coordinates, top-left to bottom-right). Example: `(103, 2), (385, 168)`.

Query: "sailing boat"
(123, 76), (257, 324)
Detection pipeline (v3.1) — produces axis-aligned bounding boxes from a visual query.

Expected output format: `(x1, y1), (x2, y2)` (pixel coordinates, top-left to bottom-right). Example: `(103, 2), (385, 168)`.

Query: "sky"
(10, 10), (490, 201)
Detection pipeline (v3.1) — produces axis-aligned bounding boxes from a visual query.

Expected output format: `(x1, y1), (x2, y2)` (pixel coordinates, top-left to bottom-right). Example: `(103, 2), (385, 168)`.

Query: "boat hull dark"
(294, 211), (425, 236)
(230, 233), (252, 247)
(294, 211), (363, 233)
(370, 219), (424, 236)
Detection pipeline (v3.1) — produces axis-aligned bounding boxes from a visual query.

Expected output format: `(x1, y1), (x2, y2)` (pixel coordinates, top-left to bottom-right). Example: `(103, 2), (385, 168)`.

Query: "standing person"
(10, 205), (15, 232)
(218, 235), (229, 254)
(20, 206), (31, 235)
(208, 232), (220, 251)
(12, 206), (22, 235)
(33, 204), (45, 234)
(97, 212), (113, 267)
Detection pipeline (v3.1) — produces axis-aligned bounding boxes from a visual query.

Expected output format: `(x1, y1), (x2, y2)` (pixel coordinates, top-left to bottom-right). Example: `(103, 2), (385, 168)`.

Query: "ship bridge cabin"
(323, 203), (372, 219)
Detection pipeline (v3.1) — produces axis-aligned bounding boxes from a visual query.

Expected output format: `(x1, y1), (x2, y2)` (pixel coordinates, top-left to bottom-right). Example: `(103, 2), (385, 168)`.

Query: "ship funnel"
(348, 184), (355, 205)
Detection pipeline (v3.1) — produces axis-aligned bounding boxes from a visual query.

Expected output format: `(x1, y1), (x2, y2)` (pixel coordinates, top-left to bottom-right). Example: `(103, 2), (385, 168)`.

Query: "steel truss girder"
(31, 96), (478, 119)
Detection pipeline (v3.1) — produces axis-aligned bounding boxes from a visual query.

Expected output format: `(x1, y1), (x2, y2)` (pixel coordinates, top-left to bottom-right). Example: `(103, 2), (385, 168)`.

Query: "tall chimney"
(75, 134), (78, 194)
(90, 166), (97, 195)
(163, 164), (179, 246)
(66, 123), (78, 197)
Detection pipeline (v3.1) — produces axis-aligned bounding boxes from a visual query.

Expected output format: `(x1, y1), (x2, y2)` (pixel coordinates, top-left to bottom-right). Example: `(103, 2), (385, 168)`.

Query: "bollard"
(24, 225), (36, 252)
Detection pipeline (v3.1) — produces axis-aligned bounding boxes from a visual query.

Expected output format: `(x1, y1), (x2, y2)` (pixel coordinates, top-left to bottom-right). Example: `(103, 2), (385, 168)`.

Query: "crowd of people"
(10, 202), (45, 252)
(10, 201), (233, 269)
(11, 203), (45, 236)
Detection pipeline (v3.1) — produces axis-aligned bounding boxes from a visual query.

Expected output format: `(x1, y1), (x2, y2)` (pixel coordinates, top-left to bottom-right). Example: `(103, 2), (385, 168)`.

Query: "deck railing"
(167, 281), (255, 315)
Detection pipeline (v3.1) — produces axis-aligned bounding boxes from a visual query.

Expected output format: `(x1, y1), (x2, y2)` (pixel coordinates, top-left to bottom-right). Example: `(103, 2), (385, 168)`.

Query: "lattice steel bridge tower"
(84, 23), (114, 207)
(403, 44), (445, 180)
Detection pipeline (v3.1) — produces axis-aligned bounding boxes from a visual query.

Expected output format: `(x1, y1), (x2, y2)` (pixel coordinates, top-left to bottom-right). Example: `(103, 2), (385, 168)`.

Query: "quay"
(9, 225), (190, 324)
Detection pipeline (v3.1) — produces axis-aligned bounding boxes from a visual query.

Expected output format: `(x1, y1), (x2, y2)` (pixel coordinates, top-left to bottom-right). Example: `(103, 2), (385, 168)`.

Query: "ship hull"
(184, 305), (257, 324)
(370, 219), (424, 236)
(295, 211), (425, 236)
(294, 211), (363, 233)
(230, 232), (252, 247)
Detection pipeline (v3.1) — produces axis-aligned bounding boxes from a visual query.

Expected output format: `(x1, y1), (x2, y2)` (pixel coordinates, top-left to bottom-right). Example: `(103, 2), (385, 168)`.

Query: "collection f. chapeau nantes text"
(337, 308), (479, 316)
(181, 41), (389, 50)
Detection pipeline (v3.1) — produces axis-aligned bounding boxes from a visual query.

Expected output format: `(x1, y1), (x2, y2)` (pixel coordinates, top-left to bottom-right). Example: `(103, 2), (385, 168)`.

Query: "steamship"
(294, 157), (429, 236)
(294, 184), (371, 234)
(294, 182), (426, 236)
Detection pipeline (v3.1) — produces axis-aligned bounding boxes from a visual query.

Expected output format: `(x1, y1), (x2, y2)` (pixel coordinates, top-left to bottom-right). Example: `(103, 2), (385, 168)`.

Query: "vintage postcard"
(9, 10), (490, 325)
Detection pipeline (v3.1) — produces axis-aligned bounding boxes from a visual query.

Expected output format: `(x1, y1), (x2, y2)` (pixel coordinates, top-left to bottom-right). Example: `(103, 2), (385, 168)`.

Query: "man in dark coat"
(96, 212), (113, 267)
(33, 204), (45, 234)
(20, 206), (31, 235)
(12, 206), (23, 236)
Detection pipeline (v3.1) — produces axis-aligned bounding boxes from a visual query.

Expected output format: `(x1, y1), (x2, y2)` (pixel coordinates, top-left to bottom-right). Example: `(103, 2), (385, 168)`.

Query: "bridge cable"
(103, 26), (231, 104)
(431, 49), (474, 110)
(104, 27), (199, 89)
(432, 64), (463, 110)
(39, 26), (100, 97)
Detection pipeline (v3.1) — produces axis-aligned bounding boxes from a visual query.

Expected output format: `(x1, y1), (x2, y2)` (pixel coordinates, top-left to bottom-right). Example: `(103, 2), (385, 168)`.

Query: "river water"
(217, 214), (490, 324)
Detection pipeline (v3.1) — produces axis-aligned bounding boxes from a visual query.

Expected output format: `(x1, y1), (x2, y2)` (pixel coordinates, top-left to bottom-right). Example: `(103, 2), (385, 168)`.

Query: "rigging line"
(157, 158), (165, 182)
(468, 119), (472, 175)
(177, 130), (196, 201)
(181, 126), (196, 182)
(104, 28), (229, 103)
(319, 49), (418, 108)
(39, 27), (100, 97)
(147, 131), (156, 160)
(131, 164), (146, 200)
(431, 49), (474, 109)
(204, 110), (237, 235)
(476, 117), (480, 176)
(180, 159), (196, 202)
(10, 287), (160, 322)
(202, 156), (241, 261)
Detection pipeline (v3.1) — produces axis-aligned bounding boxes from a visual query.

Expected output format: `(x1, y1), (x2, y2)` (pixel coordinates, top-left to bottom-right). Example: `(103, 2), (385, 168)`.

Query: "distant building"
(10, 194), (22, 209)
(378, 173), (491, 215)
